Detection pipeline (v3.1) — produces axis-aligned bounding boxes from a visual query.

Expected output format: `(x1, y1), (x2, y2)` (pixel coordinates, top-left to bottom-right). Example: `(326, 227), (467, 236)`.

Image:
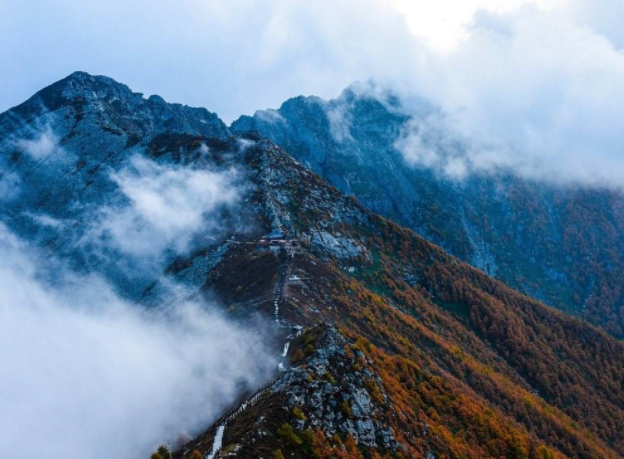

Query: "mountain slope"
(208, 135), (624, 459)
(2, 74), (624, 459)
(148, 129), (624, 459)
(232, 87), (624, 338)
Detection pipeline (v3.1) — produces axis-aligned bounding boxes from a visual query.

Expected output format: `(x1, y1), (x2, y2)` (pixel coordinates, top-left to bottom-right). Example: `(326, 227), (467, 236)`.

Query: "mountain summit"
(2, 71), (230, 140)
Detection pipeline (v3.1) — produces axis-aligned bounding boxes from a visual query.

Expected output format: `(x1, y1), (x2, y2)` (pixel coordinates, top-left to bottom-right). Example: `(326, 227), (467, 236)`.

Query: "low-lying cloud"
(17, 126), (65, 161)
(0, 223), (274, 459)
(0, 137), (269, 459)
(394, 4), (624, 187)
(90, 156), (242, 259)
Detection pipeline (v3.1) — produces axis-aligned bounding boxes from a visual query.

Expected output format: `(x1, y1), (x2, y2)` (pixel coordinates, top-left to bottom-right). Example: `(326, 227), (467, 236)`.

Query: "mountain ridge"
(232, 86), (624, 338)
(1, 70), (231, 140)
(2, 73), (624, 459)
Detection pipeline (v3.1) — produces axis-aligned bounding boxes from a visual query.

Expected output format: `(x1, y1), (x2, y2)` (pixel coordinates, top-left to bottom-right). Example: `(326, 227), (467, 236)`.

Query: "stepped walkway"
(178, 246), (304, 459)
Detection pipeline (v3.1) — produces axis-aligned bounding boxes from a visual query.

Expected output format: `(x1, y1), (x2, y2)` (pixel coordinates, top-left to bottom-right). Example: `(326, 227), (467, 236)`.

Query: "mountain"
(0, 71), (233, 299)
(232, 86), (624, 338)
(2, 73), (624, 459)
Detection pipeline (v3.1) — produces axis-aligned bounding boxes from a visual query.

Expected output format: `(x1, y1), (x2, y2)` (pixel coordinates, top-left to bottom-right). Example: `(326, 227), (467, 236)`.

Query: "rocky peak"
(0, 71), (230, 139)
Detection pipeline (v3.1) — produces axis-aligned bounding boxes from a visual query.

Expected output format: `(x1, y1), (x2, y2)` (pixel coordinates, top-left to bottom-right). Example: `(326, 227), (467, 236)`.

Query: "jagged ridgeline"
(2, 73), (624, 459)
(232, 88), (624, 339)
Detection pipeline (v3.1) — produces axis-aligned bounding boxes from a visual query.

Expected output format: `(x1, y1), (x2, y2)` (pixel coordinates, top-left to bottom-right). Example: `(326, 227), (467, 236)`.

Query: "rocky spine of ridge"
(175, 326), (403, 459)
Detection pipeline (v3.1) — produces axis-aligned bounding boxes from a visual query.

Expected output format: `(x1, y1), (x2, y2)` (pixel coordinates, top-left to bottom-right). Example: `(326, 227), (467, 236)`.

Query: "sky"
(3, 0), (624, 188)
(0, 0), (575, 121)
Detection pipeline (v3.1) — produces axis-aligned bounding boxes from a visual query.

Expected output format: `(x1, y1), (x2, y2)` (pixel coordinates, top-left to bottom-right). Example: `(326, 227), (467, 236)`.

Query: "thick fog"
(90, 155), (241, 259)
(0, 223), (275, 459)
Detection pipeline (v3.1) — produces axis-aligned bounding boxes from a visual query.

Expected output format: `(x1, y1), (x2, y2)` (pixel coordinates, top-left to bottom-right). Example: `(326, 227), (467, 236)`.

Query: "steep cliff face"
(232, 87), (624, 338)
(3, 74), (624, 459)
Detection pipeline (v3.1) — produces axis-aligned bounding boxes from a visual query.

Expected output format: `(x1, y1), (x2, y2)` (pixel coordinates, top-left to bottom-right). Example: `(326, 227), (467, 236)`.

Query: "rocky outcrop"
(178, 325), (402, 459)
(274, 326), (398, 450)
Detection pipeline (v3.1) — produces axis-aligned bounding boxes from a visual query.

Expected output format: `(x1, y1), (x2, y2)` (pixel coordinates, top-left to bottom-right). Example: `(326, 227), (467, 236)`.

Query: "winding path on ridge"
(275, 247), (303, 370)
(194, 246), (302, 459)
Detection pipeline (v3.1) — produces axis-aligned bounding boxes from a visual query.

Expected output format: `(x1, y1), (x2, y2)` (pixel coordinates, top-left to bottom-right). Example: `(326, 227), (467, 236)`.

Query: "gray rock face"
(275, 327), (398, 450)
(308, 230), (363, 260)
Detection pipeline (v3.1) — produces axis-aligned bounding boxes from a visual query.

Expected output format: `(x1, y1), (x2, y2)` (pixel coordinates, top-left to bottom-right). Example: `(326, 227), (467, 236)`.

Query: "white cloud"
(23, 212), (64, 228)
(394, 113), (472, 180)
(17, 126), (64, 160)
(388, 0), (562, 49)
(562, 0), (624, 50)
(0, 170), (20, 201)
(255, 108), (285, 124)
(393, 4), (624, 187)
(0, 223), (274, 459)
(92, 156), (241, 259)
(327, 103), (353, 143)
(0, 149), (269, 458)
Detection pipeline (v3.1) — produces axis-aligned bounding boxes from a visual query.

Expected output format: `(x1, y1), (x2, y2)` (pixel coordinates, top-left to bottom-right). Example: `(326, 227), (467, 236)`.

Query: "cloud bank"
(92, 156), (242, 259)
(395, 4), (624, 187)
(0, 138), (270, 458)
(0, 223), (274, 459)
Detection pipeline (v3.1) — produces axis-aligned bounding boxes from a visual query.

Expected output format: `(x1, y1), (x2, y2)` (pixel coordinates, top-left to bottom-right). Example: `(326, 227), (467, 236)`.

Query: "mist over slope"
(0, 225), (273, 459)
(232, 85), (624, 337)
